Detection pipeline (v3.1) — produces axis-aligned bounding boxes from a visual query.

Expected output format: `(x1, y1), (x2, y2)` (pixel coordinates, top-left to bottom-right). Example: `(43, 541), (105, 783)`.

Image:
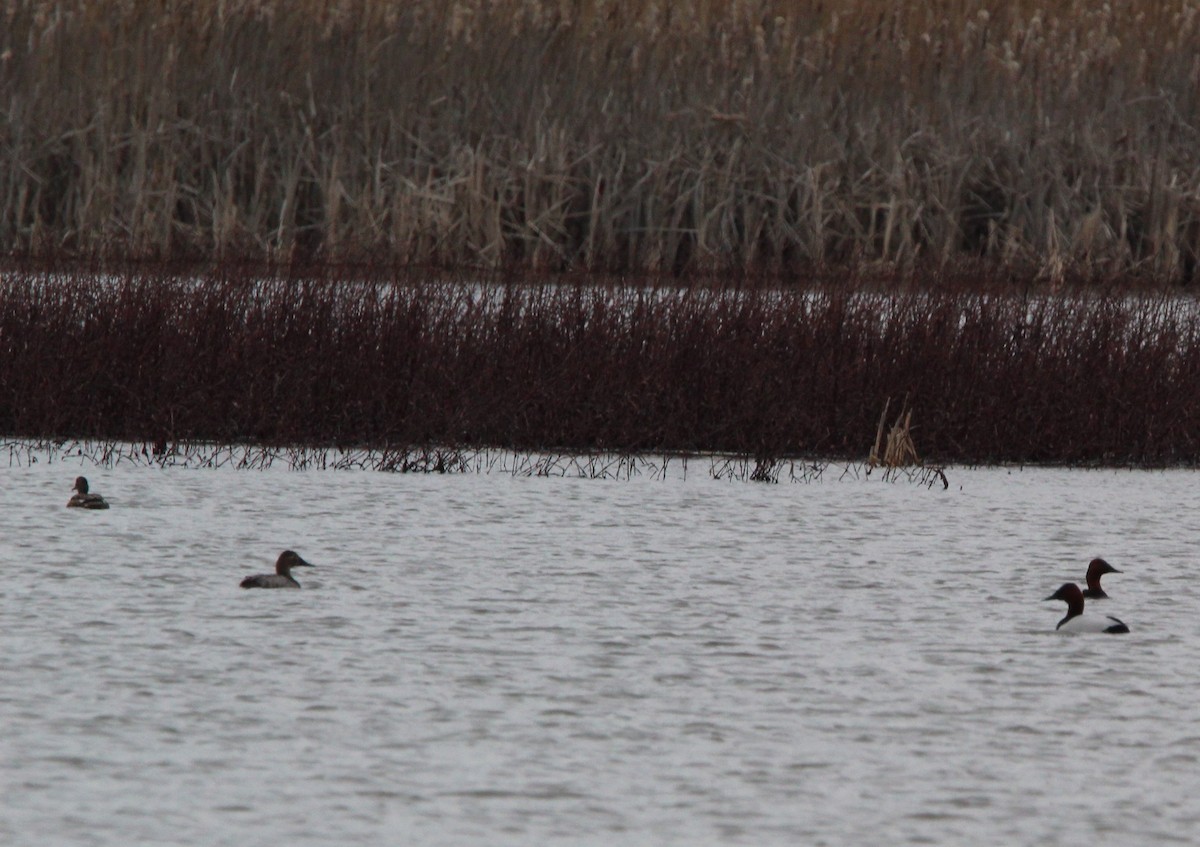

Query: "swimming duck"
(67, 476), (109, 509)
(240, 551), (315, 589)
(1082, 557), (1122, 599)
(1044, 583), (1129, 634)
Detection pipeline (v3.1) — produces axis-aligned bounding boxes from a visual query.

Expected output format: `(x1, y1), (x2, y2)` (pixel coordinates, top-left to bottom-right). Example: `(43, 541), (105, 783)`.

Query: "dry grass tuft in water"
(869, 399), (921, 469)
(867, 398), (942, 484)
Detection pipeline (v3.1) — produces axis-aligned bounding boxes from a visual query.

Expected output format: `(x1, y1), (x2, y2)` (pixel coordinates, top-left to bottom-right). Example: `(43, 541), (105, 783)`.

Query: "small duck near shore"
(1082, 557), (1122, 599)
(67, 476), (109, 510)
(1045, 582), (1129, 634)
(240, 551), (315, 589)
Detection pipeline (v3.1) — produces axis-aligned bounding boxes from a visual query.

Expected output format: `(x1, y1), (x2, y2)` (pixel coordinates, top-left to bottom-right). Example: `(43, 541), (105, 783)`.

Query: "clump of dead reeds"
(5, 1), (1200, 279)
(868, 399), (921, 469)
(867, 397), (945, 485)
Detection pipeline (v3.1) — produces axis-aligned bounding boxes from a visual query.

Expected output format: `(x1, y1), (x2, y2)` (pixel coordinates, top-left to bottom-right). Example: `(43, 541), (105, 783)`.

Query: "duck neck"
(1056, 596), (1085, 629)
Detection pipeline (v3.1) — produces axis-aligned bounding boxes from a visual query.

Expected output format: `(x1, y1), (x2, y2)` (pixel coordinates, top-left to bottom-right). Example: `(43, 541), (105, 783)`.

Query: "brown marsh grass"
(5, 1), (1200, 280)
(4, 263), (1200, 464)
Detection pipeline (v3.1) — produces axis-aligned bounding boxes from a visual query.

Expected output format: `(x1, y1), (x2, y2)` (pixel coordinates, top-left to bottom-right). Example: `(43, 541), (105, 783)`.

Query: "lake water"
(2, 453), (1199, 845)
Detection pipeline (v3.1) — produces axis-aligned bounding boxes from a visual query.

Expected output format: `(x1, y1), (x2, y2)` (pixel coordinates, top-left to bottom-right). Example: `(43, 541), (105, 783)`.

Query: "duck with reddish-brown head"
(1045, 583), (1129, 633)
(1081, 557), (1122, 599)
(240, 551), (315, 589)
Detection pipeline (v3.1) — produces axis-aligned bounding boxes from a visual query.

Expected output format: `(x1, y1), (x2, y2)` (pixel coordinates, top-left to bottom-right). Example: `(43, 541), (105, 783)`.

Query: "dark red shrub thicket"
(2, 264), (1198, 465)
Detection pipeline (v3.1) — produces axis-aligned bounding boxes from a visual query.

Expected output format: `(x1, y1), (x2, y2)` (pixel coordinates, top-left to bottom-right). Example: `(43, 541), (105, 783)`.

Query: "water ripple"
(2, 464), (1199, 845)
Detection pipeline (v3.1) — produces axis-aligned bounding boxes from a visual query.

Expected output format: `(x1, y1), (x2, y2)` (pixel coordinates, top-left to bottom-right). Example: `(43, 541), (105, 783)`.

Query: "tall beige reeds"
(868, 398), (921, 469)
(3, 1), (1200, 278)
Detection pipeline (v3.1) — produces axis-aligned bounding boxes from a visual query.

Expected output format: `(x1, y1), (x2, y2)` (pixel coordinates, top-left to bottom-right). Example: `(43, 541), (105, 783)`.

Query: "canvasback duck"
(67, 476), (109, 509)
(1082, 557), (1122, 599)
(1044, 583), (1129, 634)
(240, 550), (314, 589)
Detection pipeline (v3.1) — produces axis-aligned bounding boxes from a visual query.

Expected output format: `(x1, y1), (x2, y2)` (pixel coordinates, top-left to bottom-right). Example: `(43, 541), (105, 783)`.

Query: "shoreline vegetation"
(4, 263), (1200, 467)
(7, 2), (1200, 471)
(4, 1), (1200, 281)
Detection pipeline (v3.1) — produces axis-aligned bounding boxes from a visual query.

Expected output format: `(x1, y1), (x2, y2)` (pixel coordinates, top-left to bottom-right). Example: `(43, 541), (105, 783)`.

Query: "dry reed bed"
(3, 264), (1200, 464)
(5, 1), (1200, 278)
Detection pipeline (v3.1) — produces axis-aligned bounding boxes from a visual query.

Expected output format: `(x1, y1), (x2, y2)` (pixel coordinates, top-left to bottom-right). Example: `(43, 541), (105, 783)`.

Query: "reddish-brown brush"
(3, 263), (1200, 464)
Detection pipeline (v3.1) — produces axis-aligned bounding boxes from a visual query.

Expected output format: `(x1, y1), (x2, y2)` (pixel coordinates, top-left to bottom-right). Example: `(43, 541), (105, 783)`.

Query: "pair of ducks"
(68, 477), (316, 589)
(1045, 558), (1128, 634)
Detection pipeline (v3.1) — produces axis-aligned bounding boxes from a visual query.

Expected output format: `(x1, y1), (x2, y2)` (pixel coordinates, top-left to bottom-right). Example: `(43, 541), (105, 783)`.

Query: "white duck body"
(1045, 583), (1129, 634)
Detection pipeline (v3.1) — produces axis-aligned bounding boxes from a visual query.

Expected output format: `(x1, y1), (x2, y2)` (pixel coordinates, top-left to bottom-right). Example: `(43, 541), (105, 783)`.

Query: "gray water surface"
(2, 460), (1198, 845)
